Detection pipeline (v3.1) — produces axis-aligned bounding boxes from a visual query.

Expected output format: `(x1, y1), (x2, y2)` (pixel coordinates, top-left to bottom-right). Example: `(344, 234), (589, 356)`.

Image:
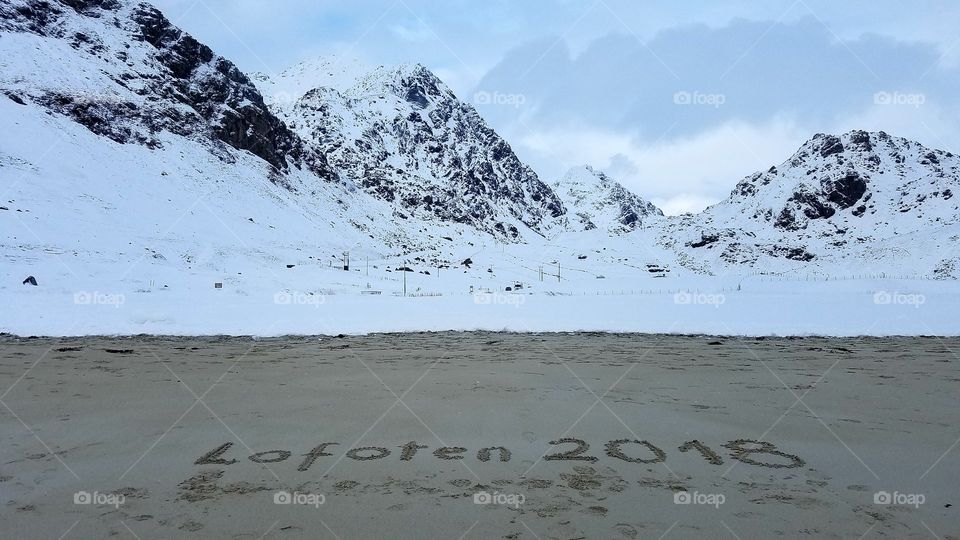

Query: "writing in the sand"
(194, 438), (805, 470)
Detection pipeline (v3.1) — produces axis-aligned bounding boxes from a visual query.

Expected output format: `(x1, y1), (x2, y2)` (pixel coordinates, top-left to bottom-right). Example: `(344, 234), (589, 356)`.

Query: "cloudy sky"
(151, 0), (960, 214)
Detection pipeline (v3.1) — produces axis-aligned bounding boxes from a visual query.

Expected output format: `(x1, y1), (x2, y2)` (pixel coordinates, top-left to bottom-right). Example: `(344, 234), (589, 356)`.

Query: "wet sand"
(0, 333), (957, 539)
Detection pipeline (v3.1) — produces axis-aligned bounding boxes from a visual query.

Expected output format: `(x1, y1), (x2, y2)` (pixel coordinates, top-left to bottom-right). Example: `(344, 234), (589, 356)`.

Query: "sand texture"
(0, 333), (957, 539)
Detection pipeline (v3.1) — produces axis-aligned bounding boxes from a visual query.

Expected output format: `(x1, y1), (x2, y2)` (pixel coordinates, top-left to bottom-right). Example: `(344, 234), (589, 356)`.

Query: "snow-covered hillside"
(0, 0), (958, 337)
(257, 61), (565, 240)
(0, 0), (334, 176)
(250, 55), (370, 108)
(0, 0), (500, 299)
(554, 165), (664, 234)
(659, 130), (960, 277)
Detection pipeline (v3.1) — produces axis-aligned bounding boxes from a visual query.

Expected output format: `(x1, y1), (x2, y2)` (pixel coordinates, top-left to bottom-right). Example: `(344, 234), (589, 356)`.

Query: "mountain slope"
(250, 55), (369, 107)
(661, 130), (960, 276)
(256, 61), (566, 240)
(0, 0), (334, 177)
(0, 0), (485, 296)
(554, 165), (663, 234)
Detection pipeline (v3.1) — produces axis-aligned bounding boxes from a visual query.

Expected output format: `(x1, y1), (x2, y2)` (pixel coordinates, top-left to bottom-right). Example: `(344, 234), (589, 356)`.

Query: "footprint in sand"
(519, 478), (553, 489)
(178, 521), (204, 532)
(583, 505), (608, 516)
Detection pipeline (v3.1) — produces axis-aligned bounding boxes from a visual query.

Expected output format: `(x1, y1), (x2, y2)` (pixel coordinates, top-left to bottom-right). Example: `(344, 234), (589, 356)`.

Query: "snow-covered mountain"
(554, 165), (663, 234)
(0, 0), (495, 292)
(1, 0), (958, 294)
(0, 0), (334, 177)
(1, 0), (959, 338)
(254, 60), (566, 240)
(661, 130), (960, 277)
(251, 55), (370, 108)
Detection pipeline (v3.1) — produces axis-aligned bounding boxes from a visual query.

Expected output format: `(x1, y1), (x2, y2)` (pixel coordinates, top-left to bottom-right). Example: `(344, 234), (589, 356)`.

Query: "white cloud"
(833, 98), (960, 154)
(512, 118), (810, 215)
(389, 20), (435, 43)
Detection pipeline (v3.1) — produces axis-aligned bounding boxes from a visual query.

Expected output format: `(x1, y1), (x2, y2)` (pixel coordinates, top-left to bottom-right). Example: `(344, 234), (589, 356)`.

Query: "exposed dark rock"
(22, 276), (38, 286)
(847, 130), (873, 152)
(793, 189), (836, 220)
(819, 135), (844, 158)
(823, 171), (868, 209)
(2, 0), (336, 180)
(59, 0), (121, 15)
(285, 64), (562, 239)
(785, 248), (816, 262)
(0, 1), (65, 36)
(129, 5), (315, 172)
(3, 91), (26, 105)
(689, 234), (720, 248)
(921, 152), (940, 166)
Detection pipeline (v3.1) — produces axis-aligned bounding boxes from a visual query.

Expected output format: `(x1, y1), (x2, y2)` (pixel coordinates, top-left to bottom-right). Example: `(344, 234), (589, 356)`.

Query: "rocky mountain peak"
(667, 129), (960, 273)
(345, 63), (455, 109)
(0, 0), (335, 178)
(264, 61), (566, 240)
(554, 166), (663, 234)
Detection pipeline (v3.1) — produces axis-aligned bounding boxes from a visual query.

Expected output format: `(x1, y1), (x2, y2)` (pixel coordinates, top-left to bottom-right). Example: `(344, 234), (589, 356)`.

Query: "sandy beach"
(0, 333), (957, 539)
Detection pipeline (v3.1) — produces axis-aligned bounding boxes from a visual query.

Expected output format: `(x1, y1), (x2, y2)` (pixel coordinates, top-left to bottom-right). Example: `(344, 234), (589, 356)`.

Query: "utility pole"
(403, 270), (407, 297)
(558, 262), (561, 283)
